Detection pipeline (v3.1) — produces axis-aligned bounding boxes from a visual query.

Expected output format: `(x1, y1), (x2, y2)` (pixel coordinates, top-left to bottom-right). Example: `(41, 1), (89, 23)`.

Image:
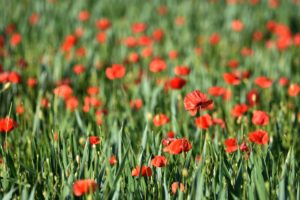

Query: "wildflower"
(252, 110), (269, 126)
(153, 114), (169, 127)
(132, 166), (152, 177)
(184, 90), (213, 116)
(151, 156), (167, 168)
(163, 138), (192, 155)
(225, 138), (238, 153)
(105, 64), (126, 80)
(248, 130), (269, 145)
(73, 179), (97, 197)
(195, 114), (213, 129)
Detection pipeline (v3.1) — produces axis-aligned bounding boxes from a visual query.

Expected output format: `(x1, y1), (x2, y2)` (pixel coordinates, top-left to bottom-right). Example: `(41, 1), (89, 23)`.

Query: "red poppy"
(130, 99), (143, 110)
(16, 105), (25, 115)
(53, 85), (73, 99)
(151, 155), (167, 168)
(174, 66), (190, 76)
(253, 31), (263, 41)
(288, 83), (299, 97)
(213, 117), (225, 129)
(231, 20), (244, 32)
(96, 18), (111, 30)
(66, 96), (78, 111)
(10, 33), (22, 46)
(96, 32), (106, 44)
(167, 77), (186, 90)
(184, 90), (213, 116)
(153, 114), (169, 127)
(171, 182), (185, 194)
(223, 72), (240, 85)
(78, 10), (90, 22)
(227, 59), (239, 68)
(89, 136), (100, 145)
(231, 104), (248, 117)
(252, 110), (269, 126)
(169, 50), (178, 60)
(138, 35), (152, 46)
(87, 87), (99, 96)
(8, 72), (21, 84)
(123, 36), (137, 48)
(209, 33), (220, 45)
(149, 58), (166, 73)
(29, 13), (39, 25)
(128, 52), (139, 63)
(175, 16), (185, 26)
(240, 141), (250, 152)
(246, 89), (259, 106)
(254, 76), (273, 88)
(132, 22), (147, 34)
(225, 138), (238, 153)
(278, 77), (289, 86)
(132, 166), (152, 177)
(0, 117), (17, 133)
(41, 98), (49, 108)
(163, 138), (192, 155)
(73, 179), (97, 196)
(208, 86), (226, 97)
(73, 64), (86, 75)
(27, 78), (37, 88)
(105, 64), (126, 80)
(152, 28), (164, 42)
(195, 114), (213, 129)
(248, 130), (269, 145)
(61, 35), (76, 52)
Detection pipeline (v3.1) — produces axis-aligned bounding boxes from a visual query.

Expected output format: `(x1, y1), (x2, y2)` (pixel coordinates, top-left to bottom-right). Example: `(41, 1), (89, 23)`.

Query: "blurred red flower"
(247, 89), (259, 106)
(53, 85), (73, 99)
(184, 90), (213, 116)
(174, 66), (190, 76)
(171, 182), (185, 194)
(231, 104), (248, 117)
(163, 138), (192, 155)
(105, 64), (126, 80)
(252, 110), (269, 126)
(73, 179), (97, 196)
(0, 117), (17, 133)
(195, 114), (213, 129)
(96, 18), (111, 30)
(153, 114), (169, 127)
(151, 155), (167, 168)
(132, 166), (152, 177)
(223, 72), (240, 85)
(254, 76), (273, 88)
(89, 136), (100, 145)
(248, 130), (269, 145)
(167, 77), (186, 90)
(149, 58), (166, 73)
(225, 138), (238, 153)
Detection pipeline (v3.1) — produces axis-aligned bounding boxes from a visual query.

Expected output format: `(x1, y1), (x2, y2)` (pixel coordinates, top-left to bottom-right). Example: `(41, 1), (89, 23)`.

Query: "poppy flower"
(171, 182), (185, 194)
(240, 47), (254, 56)
(213, 117), (225, 129)
(209, 33), (220, 45)
(231, 20), (244, 32)
(0, 117), (17, 133)
(163, 138), (192, 155)
(29, 13), (39, 25)
(174, 66), (190, 76)
(149, 58), (166, 73)
(16, 105), (25, 115)
(246, 89), (259, 106)
(73, 64), (86, 75)
(96, 32), (106, 44)
(41, 98), (49, 108)
(223, 72), (240, 85)
(10, 33), (22, 46)
(169, 50), (178, 60)
(130, 99), (143, 110)
(153, 114), (169, 127)
(278, 77), (289, 86)
(27, 78), (37, 88)
(89, 136), (100, 145)
(231, 104), (248, 117)
(184, 90), (213, 116)
(195, 114), (213, 129)
(132, 22), (147, 34)
(78, 10), (90, 22)
(66, 96), (79, 111)
(288, 83), (299, 97)
(96, 18), (111, 30)
(151, 155), (167, 168)
(152, 28), (164, 42)
(128, 52), (139, 63)
(208, 86), (226, 97)
(87, 87), (99, 96)
(109, 155), (117, 166)
(138, 35), (152, 46)
(167, 77), (186, 90)
(240, 141), (250, 152)
(8, 72), (21, 84)
(53, 85), (73, 99)
(61, 35), (76, 52)
(73, 179), (97, 196)
(132, 166), (152, 177)
(123, 36), (137, 48)
(253, 31), (263, 41)
(248, 130), (269, 145)
(175, 16), (185, 26)
(252, 110), (269, 126)
(225, 138), (238, 153)
(227, 59), (239, 68)
(254, 76), (273, 88)
(105, 64), (126, 80)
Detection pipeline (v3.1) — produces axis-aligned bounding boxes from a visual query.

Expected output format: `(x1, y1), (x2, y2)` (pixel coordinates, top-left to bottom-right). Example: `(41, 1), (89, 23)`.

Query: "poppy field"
(1, 0), (300, 199)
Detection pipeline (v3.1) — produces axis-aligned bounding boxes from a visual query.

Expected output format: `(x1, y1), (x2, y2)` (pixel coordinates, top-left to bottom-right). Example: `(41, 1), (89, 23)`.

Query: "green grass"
(0, 0), (299, 199)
